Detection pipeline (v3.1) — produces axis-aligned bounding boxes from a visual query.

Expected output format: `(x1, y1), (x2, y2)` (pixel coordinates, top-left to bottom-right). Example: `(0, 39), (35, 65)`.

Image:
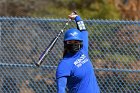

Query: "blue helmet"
(64, 28), (82, 41)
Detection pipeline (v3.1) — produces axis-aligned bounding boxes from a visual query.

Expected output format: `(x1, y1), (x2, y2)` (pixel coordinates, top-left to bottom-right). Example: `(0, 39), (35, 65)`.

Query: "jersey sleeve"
(75, 16), (88, 52)
(57, 77), (67, 93)
(56, 60), (72, 79)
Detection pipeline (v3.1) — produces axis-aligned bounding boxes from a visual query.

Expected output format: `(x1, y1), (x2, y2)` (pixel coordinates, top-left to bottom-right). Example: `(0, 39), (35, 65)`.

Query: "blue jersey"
(56, 16), (100, 93)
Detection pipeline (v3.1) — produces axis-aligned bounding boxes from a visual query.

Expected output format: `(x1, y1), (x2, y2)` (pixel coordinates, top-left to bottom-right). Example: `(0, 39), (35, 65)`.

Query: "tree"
(0, 0), (121, 19)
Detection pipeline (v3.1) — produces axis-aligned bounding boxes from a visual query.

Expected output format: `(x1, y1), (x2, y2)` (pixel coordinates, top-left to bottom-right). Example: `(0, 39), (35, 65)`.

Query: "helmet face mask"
(63, 28), (83, 56)
(64, 40), (83, 55)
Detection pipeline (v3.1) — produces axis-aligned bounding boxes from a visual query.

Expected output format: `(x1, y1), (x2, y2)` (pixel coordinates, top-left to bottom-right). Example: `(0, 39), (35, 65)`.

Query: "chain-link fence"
(0, 17), (140, 93)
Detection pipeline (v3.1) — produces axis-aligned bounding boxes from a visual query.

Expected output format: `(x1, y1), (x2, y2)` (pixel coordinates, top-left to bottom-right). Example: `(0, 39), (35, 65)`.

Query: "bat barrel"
(35, 31), (62, 67)
(35, 60), (42, 67)
(35, 48), (50, 66)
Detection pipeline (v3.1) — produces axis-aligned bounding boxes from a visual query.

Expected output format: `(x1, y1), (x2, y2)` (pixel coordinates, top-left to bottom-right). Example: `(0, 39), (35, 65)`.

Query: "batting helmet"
(64, 28), (82, 41)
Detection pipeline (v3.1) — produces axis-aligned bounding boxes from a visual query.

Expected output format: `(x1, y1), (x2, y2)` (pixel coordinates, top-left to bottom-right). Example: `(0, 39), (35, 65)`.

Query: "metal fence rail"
(0, 17), (140, 93)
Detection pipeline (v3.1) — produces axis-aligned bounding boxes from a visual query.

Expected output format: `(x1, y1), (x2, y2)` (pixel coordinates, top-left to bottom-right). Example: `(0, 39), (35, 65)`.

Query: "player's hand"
(68, 12), (78, 20)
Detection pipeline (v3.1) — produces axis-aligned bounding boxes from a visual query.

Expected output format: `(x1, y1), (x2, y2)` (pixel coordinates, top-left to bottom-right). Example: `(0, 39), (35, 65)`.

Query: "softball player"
(56, 13), (100, 93)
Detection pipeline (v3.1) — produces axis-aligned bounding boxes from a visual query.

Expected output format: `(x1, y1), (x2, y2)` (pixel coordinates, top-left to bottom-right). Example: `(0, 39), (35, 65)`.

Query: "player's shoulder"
(58, 58), (73, 67)
(57, 58), (74, 73)
(80, 47), (88, 56)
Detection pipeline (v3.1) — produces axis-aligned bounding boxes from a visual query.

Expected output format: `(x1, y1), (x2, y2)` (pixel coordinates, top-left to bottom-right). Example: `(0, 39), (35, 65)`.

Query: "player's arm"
(68, 13), (88, 51)
(56, 60), (71, 93)
(57, 77), (67, 93)
(75, 16), (88, 52)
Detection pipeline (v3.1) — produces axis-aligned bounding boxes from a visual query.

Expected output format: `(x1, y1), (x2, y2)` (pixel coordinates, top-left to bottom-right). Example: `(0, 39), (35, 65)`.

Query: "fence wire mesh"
(0, 17), (140, 93)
